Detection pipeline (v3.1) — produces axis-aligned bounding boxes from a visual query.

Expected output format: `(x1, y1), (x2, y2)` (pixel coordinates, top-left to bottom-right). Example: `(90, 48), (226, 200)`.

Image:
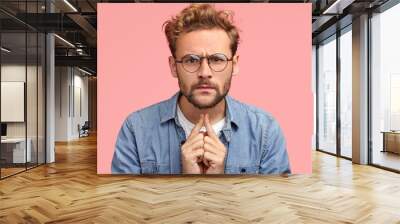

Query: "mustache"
(192, 81), (217, 89)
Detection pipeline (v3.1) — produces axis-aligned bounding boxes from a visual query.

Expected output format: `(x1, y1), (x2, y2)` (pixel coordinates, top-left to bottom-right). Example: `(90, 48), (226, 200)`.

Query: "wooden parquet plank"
(0, 134), (399, 223)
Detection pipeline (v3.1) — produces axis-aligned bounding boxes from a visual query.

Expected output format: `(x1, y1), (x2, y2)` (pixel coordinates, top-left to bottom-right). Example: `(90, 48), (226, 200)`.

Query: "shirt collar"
(160, 91), (239, 132)
(160, 92), (180, 124)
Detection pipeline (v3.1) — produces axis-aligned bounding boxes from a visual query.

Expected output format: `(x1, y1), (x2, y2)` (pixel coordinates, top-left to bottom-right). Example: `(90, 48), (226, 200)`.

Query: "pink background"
(98, 3), (312, 174)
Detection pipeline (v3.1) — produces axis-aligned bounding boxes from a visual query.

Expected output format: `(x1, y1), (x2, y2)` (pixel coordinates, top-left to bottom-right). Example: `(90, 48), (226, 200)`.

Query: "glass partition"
(1, 30), (28, 177)
(27, 30), (38, 169)
(371, 3), (400, 171)
(0, 0), (46, 179)
(317, 35), (337, 155)
(38, 32), (45, 165)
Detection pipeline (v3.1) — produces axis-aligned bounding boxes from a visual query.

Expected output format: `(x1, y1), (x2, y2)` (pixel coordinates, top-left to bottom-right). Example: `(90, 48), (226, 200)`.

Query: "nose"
(197, 57), (213, 78)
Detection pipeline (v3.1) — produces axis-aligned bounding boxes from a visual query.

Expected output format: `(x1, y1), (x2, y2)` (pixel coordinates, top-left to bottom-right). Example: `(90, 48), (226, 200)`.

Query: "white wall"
(55, 67), (89, 141)
(55, 66), (70, 141)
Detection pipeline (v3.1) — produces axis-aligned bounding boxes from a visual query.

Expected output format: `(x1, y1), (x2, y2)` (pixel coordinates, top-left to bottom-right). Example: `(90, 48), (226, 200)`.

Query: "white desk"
(1, 138), (32, 163)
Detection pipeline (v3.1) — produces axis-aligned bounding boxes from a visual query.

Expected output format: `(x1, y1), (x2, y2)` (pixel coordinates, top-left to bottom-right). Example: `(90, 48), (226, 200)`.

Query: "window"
(371, 2), (400, 171)
(339, 27), (352, 158)
(317, 35), (337, 154)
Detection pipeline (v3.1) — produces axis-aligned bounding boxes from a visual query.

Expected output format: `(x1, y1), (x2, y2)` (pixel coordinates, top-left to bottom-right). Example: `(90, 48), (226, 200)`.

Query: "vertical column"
(336, 29), (341, 156)
(352, 14), (369, 164)
(46, 0), (55, 163)
(312, 45), (317, 150)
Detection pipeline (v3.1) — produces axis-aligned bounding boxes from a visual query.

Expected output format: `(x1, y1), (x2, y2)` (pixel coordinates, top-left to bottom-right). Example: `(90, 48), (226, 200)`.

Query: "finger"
(203, 154), (210, 167)
(203, 151), (219, 166)
(204, 114), (218, 140)
(191, 148), (205, 162)
(188, 114), (204, 139)
(185, 133), (204, 146)
(194, 146), (205, 161)
(203, 136), (220, 148)
(204, 136), (226, 154)
(183, 136), (205, 154)
(203, 142), (220, 156)
(192, 139), (205, 151)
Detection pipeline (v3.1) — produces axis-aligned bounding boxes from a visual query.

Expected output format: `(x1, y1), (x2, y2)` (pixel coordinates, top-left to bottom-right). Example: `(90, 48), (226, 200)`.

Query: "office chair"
(79, 121), (90, 138)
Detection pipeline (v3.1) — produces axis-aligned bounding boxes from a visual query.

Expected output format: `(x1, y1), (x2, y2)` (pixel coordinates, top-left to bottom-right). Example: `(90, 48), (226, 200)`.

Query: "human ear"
(232, 55), (239, 76)
(169, 56), (178, 78)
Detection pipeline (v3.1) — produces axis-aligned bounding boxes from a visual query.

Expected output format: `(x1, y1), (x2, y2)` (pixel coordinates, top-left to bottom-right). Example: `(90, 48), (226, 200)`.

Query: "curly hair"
(163, 4), (240, 57)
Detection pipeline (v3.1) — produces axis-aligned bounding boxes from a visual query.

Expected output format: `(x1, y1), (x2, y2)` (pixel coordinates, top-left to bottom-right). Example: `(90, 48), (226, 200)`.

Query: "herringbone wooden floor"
(1, 134), (400, 224)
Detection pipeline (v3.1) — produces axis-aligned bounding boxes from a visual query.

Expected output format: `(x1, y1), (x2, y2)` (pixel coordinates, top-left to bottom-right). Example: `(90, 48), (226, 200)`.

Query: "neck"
(178, 94), (226, 125)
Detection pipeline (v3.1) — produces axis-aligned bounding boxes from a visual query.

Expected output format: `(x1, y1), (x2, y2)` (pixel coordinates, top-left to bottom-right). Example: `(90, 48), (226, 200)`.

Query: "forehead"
(175, 29), (231, 57)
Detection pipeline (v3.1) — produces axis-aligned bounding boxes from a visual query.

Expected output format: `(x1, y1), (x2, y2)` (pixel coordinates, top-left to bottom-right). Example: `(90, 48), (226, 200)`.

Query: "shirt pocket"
(225, 165), (260, 174)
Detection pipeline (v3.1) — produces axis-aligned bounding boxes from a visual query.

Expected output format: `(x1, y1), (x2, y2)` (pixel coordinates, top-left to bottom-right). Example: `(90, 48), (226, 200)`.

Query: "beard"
(177, 72), (233, 110)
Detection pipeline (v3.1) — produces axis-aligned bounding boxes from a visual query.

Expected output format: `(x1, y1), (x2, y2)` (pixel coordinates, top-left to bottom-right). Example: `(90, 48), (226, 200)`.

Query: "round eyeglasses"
(175, 53), (233, 73)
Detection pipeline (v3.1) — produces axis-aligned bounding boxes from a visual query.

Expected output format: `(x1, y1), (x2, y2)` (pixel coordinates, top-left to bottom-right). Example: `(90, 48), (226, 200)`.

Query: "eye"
(210, 57), (224, 62)
(183, 55), (200, 64)
(210, 54), (227, 63)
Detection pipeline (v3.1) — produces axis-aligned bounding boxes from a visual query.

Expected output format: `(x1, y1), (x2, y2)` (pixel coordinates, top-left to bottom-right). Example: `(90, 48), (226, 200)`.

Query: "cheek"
(178, 74), (195, 89)
(216, 74), (231, 89)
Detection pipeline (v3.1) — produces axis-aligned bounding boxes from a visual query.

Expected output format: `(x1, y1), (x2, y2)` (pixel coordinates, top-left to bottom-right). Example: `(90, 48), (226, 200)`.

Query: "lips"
(196, 84), (214, 89)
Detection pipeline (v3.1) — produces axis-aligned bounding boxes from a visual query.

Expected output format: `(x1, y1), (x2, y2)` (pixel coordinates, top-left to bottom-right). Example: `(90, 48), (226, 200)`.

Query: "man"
(112, 3), (291, 175)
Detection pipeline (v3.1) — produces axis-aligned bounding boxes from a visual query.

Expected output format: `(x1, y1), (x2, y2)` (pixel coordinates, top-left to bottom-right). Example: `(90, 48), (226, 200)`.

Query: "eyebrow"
(182, 52), (227, 56)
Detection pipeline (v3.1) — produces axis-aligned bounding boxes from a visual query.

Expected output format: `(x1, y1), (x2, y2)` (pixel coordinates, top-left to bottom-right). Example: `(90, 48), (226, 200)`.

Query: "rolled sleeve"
(111, 115), (141, 174)
(260, 119), (291, 174)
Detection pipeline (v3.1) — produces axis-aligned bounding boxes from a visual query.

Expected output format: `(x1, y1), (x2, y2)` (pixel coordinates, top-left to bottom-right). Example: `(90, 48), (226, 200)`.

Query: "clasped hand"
(181, 114), (227, 174)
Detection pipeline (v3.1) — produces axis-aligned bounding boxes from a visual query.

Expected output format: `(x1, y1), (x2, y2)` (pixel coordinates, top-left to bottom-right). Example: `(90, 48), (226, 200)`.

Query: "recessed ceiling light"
(1, 47), (11, 53)
(54, 34), (75, 48)
(322, 0), (355, 15)
(78, 67), (93, 76)
(63, 0), (78, 12)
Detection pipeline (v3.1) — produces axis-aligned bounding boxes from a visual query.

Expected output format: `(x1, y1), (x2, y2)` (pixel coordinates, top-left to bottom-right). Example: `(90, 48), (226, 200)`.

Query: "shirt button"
(240, 168), (246, 173)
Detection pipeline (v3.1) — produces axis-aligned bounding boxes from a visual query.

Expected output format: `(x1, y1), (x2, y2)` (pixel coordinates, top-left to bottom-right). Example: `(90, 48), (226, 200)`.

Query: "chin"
(193, 104), (216, 110)
(192, 99), (220, 109)
(194, 101), (213, 107)
(194, 96), (215, 104)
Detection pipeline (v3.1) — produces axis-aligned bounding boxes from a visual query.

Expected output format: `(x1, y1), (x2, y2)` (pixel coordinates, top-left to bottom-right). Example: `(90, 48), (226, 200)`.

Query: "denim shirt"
(112, 92), (291, 175)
